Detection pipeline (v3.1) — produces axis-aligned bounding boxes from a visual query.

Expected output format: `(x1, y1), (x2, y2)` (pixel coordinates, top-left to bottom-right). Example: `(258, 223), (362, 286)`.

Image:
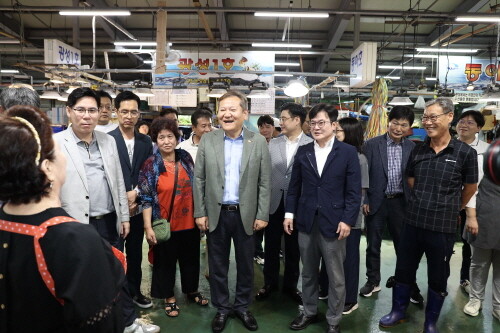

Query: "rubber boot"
(423, 288), (446, 333)
(379, 282), (412, 328)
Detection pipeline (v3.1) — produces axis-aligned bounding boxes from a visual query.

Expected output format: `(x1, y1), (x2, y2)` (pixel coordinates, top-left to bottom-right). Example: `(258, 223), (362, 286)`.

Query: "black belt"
(385, 193), (404, 199)
(221, 204), (239, 211)
(90, 212), (115, 220)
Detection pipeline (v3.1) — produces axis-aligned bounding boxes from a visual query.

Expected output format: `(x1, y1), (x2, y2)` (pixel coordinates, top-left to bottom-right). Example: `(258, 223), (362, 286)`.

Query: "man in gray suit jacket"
(360, 106), (421, 302)
(256, 103), (312, 304)
(54, 88), (160, 333)
(194, 90), (271, 333)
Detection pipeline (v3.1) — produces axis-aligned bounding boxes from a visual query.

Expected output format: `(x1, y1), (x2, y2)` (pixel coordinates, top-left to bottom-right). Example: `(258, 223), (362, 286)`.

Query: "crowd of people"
(0, 84), (499, 333)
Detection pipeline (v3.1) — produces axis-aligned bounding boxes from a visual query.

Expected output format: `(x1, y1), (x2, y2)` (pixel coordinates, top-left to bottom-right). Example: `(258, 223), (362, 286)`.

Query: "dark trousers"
(207, 210), (254, 314)
(264, 198), (300, 289)
(151, 228), (200, 299)
(365, 196), (405, 284)
(395, 223), (455, 293)
(254, 229), (264, 257)
(459, 209), (471, 282)
(124, 213), (145, 297)
(319, 228), (361, 304)
(89, 212), (136, 326)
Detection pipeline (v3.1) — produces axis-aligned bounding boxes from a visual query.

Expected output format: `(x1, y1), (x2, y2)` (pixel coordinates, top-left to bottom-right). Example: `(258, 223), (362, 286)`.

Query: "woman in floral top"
(138, 118), (208, 318)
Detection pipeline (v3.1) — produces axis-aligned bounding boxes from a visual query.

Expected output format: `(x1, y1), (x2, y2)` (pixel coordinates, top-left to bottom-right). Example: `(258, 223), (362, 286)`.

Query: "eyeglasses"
(421, 112), (451, 123)
(336, 129), (344, 132)
(457, 119), (477, 127)
(73, 107), (99, 115)
(279, 116), (293, 122)
(308, 120), (331, 128)
(389, 121), (410, 129)
(118, 110), (140, 117)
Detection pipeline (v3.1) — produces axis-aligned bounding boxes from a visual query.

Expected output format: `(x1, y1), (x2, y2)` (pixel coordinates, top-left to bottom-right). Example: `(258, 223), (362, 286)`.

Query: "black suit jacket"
(362, 134), (415, 215)
(286, 139), (361, 238)
(108, 128), (153, 191)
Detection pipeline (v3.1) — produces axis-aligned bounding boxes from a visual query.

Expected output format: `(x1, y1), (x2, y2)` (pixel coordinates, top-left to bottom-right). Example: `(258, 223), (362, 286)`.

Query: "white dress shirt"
(466, 137), (490, 208)
(285, 132), (303, 167)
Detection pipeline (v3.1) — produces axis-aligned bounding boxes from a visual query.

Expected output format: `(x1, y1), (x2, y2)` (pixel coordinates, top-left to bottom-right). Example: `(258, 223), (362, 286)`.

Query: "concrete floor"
(136, 236), (500, 333)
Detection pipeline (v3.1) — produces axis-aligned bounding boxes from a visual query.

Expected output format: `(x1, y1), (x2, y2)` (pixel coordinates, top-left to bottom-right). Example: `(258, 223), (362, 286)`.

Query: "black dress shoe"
(289, 313), (318, 330)
(234, 310), (258, 331)
(283, 287), (303, 305)
(212, 312), (230, 333)
(326, 324), (340, 333)
(255, 285), (276, 300)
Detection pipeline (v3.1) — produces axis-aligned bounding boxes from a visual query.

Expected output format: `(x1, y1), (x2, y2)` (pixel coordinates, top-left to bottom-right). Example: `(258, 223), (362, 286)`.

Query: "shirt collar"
(285, 131), (303, 144)
(314, 136), (335, 149)
(224, 130), (244, 142)
(69, 126), (96, 145)
(386, 133), (404, 145)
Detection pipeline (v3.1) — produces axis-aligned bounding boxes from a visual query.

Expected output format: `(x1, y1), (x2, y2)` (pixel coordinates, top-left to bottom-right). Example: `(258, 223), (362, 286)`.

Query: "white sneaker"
(463, 299), (482, 317)
(124, 318), (160, 333)
(460, 280), (472, 295)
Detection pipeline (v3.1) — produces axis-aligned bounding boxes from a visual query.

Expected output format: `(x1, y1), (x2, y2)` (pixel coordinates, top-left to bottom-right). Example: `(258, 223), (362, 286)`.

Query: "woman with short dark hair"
(139, 117), (208, 318)
(0, 105), (125, 332)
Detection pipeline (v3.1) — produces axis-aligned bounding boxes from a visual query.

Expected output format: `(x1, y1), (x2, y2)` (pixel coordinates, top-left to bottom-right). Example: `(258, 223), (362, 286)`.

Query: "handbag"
(152, 161), (179, 243)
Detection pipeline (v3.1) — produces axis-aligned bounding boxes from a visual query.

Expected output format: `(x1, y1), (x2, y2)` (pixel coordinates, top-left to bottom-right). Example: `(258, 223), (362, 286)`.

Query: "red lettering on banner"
(221, 58), (235, 70)
(465, 63), (482, 82)
(178, 58), (194, 75)
(195, 58), (210, 75)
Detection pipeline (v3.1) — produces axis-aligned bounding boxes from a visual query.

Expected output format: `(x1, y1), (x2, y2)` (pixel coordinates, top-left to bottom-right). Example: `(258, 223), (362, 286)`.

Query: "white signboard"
(44, 39), (81, 66)
(350, 42), (377, 88)
(147, 89), (198, 107)
(250, 88), (276, 115)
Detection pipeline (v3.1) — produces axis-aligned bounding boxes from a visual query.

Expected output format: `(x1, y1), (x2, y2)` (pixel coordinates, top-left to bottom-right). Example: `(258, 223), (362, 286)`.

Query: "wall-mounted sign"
(44, 39), (81, 66)
(153, 51), (275, 88)
(350, 42), (377, 88)
(250, 88), (276, 115)
(147, 89), (198, 107)
(438, 56), (499, 91)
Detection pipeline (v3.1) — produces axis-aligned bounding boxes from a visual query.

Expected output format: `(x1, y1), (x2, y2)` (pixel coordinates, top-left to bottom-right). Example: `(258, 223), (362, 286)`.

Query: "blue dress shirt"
(223, 132), (244, 204)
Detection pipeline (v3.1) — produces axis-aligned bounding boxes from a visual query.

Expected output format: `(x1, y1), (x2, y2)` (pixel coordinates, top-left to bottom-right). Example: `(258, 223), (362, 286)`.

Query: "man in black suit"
(285, 104), (361, 333)
(108, 91), (153, 309)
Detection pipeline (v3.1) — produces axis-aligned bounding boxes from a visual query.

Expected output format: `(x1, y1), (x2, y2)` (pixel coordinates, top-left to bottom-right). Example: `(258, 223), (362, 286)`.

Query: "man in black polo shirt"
(379, 97), (478, 333)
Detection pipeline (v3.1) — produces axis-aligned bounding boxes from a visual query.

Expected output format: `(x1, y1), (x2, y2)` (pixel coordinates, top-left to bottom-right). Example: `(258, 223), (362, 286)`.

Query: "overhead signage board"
(147, 89), (198, 107)
(44, 39), (81, 66)
(438, 55), (500, 91)
(153, 51), (275, 88)
(350, 42), (377, 88)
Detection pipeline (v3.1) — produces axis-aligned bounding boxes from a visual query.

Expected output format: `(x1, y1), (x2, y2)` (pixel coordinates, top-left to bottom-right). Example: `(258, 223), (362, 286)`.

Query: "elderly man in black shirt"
(380, 97), (478, 333)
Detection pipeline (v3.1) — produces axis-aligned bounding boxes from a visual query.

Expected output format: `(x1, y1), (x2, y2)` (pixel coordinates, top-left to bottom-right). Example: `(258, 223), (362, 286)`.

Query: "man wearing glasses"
(360, 106), (423, 304)
(380, 97), (478, 333)
(284, 104), (361, 333)
(95, 90), (118, 133)
(109, 91), (154, 309)
(255, 103), (312, 304)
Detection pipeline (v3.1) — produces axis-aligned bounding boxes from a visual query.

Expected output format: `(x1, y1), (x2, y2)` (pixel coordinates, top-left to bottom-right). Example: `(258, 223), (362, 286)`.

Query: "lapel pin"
(248, 140), (252, 143)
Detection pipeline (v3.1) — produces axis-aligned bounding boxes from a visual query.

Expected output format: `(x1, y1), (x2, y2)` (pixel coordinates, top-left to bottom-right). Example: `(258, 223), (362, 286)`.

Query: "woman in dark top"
(0, 105), (125, 333)
(139, 117), (208, 318)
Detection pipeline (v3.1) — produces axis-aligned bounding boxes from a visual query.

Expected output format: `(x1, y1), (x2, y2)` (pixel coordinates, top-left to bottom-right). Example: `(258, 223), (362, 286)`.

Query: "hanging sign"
(438, 56), (500, 91)
(153, 51), (275, 88)
(350, 42), (377, 88)
(44, 39), (81, 66)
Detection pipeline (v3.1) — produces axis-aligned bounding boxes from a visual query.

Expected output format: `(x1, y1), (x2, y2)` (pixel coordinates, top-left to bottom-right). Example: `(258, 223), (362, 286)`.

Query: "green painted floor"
(136, 237), (500, 333)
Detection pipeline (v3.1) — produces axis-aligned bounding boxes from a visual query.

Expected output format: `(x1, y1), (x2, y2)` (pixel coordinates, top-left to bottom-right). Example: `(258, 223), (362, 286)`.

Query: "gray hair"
(424, 97), (454, 114)
(0, 85), (41, 110)
(219, 90), (248, 111)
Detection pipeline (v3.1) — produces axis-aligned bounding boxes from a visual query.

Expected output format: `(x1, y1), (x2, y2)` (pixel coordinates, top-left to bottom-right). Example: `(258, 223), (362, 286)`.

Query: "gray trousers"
(469, 245), (500, 311)
(299, 218), (346, 325)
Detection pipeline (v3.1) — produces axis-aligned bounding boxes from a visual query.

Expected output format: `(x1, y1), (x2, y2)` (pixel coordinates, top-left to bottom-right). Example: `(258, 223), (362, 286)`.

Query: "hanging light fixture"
(57, 92), (69, 102)
(133, 87), (155, 99)
(389, 22), (412, 106)
(207, 80), (229, 98)
(284, 77), (309, 97)
(247, 81), (270, 99)
(414, 95), (426, 109)
(40, 90), (61, 100)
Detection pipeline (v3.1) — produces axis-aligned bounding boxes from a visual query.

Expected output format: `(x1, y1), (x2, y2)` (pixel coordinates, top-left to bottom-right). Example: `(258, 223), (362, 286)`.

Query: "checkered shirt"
(385, 134), (404, 195)
(405, 137), (478, 233)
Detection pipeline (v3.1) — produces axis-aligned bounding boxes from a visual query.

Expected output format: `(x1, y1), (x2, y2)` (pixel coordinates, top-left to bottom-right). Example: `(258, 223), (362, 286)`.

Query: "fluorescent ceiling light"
(376, 76), (400, 79)
(378, 65), (427, 70)
(274, 73), (294, 77)
(114, 41), (172, 46)
(59, 10), (131, 16)
(425, 77), (437, 81)
(252, 43), (312, 48)
(254, 11), (329, 18)
(416, 48), (478, 53)
(0, 40), (20, 44)
(274, 51), (317, 55)
(456, 16), (500, 23)
(275, 62), (300, 66)
(0, 69), (19, 74)
(404, 54), (439, 59)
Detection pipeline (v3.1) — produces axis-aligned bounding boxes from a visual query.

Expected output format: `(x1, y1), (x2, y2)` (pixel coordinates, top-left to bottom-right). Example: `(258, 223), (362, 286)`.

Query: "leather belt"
(385, 193), (404, 199)
(221, 204), (239, 211)
(90, 212), (115, 220)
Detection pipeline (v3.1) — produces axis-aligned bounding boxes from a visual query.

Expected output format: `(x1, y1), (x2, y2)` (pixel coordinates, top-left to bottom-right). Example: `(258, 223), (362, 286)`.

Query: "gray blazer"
(363, 134), (415, 215)
(193, 128), (271, 235)
(54, 129), (130, 234)
(269, 133), (313, 214)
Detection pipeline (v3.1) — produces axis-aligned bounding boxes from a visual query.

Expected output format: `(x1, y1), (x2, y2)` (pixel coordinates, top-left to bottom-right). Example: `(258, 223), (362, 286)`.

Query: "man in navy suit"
(284, 104), (361, 333)
(108, 91), (153, 309)
(360, 106), (423, 304)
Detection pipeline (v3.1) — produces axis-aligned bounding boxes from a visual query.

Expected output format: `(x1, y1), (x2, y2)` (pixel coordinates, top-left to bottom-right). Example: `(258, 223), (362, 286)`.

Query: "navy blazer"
(363, 134), (415, 215)
(108, 128), (153, 191)
(285, 139), (362, 238)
